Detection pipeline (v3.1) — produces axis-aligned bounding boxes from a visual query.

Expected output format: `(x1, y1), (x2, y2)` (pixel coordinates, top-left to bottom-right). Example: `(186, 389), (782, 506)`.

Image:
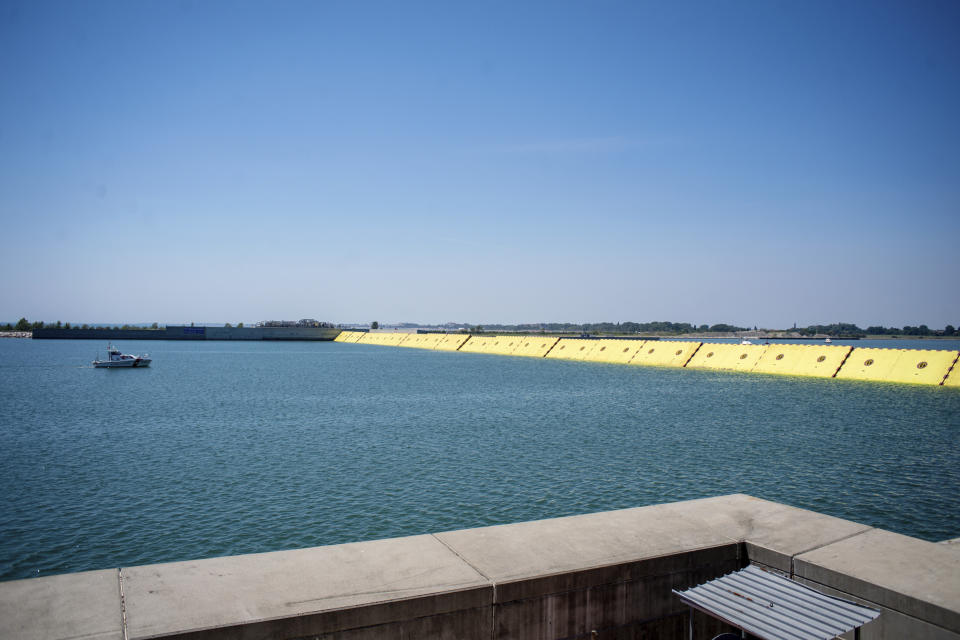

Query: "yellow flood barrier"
(434, 334), (471, 351)
(752, 344), (852, 378)
(686, 343), (768, 372)
(487, 336), (525, 356)
(943, 365), (960, 388)
(583, 340), (647, 364)
(422, 334), (444, 348)
(630, 341), (701, 368)
(398, 333), (443, 349)
(390, 333), (412, 346)
(511, 336), (560, 358)
(333, 331), (355, 342)
(357, 332), (410, 347)
(835, 348), (959, 385)
(395, 334), (419, 347)
(834, 348), (901, 381)
(545, 339), (601, 361)
(458, 336), (502, 354)
(569, 339), (607, 361)
(886, 349), (958, 385)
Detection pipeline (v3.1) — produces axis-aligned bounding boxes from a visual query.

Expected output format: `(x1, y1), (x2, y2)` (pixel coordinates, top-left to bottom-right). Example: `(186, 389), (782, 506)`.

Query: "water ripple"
(0, 339), (958, 580)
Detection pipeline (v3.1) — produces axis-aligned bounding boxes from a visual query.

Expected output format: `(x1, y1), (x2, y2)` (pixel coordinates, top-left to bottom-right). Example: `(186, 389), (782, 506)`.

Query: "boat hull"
(93, 358), (151, 368)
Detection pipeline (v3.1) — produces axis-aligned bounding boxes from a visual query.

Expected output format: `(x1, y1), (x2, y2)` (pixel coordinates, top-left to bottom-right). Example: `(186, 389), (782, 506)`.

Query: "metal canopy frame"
(673, 564), (880, 640)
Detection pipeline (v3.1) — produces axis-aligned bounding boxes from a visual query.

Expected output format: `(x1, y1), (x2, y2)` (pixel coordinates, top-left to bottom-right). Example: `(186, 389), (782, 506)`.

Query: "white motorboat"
(93, 344), (152, 368)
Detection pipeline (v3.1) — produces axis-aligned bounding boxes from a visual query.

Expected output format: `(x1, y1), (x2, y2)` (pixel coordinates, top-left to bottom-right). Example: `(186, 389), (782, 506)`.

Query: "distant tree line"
(790, 323), (958, 337)
(796, 323), (868, 337)
(864, 324), (957, 336)
(1, 318), (163, 331)
(450, 321), (960, 337)
(475, 321), (750, 334)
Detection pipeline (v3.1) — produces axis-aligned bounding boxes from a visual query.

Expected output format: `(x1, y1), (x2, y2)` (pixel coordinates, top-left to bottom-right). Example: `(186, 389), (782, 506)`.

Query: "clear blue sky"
(1, 0), (958, 328)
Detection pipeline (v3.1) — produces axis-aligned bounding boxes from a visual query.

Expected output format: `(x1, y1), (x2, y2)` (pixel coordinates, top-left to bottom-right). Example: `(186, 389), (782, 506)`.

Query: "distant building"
(256, 319), (334, 328)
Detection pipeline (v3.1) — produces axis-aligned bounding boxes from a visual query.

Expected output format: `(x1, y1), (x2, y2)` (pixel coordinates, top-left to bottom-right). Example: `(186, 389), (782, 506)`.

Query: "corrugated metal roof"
(672, 564), (880, 640)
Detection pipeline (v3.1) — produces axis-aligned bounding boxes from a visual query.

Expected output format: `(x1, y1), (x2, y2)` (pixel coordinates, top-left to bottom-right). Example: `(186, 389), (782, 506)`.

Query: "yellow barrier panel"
(512, 336), (560, 358)
(423, 334), (444, 348)
(546, 339), (599, 361)
(434, 334), (471, 351)
(355, 332), (377, 344)
(752, 344), (852, 378)
(944, 364), (960, 387)
(357, 332), (410, 347)
(630, 341), (701, 368)
(581, 340), (645, 364)
(570, 339), (608, 361)
(350, 332), (366, 343)
(887, 349), (958, 385)
(835, 348), (958, 385)
(686, 343), (768, 372)
(595, 340), (647, 364)
(458, 336), (500, 354)
(833, 348), (900, 381)
(360, 332), (384, 345)
(396, 334), (418, 347)
(416, 333), (440, 349)
(398, 334), (442, 349)
(333, 331), (353, 342)
(457, 335), (520, 355)
(486, 336), (524, 356)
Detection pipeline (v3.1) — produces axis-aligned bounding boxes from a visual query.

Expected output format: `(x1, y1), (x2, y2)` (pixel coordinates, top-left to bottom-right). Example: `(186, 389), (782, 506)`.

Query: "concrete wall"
(32, 328), (170, 340)
(2, 495), (957, 640)
(32, 326), (341, 341)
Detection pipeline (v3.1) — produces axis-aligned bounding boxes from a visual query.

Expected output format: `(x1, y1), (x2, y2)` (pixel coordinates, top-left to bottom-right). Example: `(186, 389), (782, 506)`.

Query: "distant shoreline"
(2, 329), (956, 341)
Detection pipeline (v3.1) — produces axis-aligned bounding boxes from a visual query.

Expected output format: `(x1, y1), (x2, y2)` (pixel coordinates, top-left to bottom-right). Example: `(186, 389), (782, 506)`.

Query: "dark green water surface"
(1, 339), (958, 581)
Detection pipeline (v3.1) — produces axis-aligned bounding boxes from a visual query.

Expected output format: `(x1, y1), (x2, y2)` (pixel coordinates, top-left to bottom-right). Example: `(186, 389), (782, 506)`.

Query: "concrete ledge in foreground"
(0, 494), (957, 639)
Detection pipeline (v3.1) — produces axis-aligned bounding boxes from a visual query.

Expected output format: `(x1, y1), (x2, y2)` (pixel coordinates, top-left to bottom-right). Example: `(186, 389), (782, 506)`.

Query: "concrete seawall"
(2, 495), (957, 639)
(32, 326), (341, 341)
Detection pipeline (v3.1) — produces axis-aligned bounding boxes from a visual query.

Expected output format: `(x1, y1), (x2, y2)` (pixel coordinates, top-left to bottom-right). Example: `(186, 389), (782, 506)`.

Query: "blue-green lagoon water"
(1, 338), (959, 581)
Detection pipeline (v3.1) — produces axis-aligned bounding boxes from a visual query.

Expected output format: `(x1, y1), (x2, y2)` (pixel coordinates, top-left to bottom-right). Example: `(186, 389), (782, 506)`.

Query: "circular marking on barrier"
(817, 355), (826, 362)
(579, 346), (586, 351)
(525, 343), (530, 347)
(775, 353), (784, 360)
(917, 361), (928, 369)
(622, 347), (630, 353)
(706, 352), (714, 358)
(864, 358), (874, 366)
(648, 348), (655, 354)
(559, 345), (565, 350)
(740, 353), (748, 359)
(675, 349), (683, 356)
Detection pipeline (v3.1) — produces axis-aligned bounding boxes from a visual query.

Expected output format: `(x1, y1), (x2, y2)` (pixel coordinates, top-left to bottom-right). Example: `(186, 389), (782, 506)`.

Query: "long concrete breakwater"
(2, 495), (957, 639)
(32, 325), (341, 341)
(336, 331), (960, 386)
